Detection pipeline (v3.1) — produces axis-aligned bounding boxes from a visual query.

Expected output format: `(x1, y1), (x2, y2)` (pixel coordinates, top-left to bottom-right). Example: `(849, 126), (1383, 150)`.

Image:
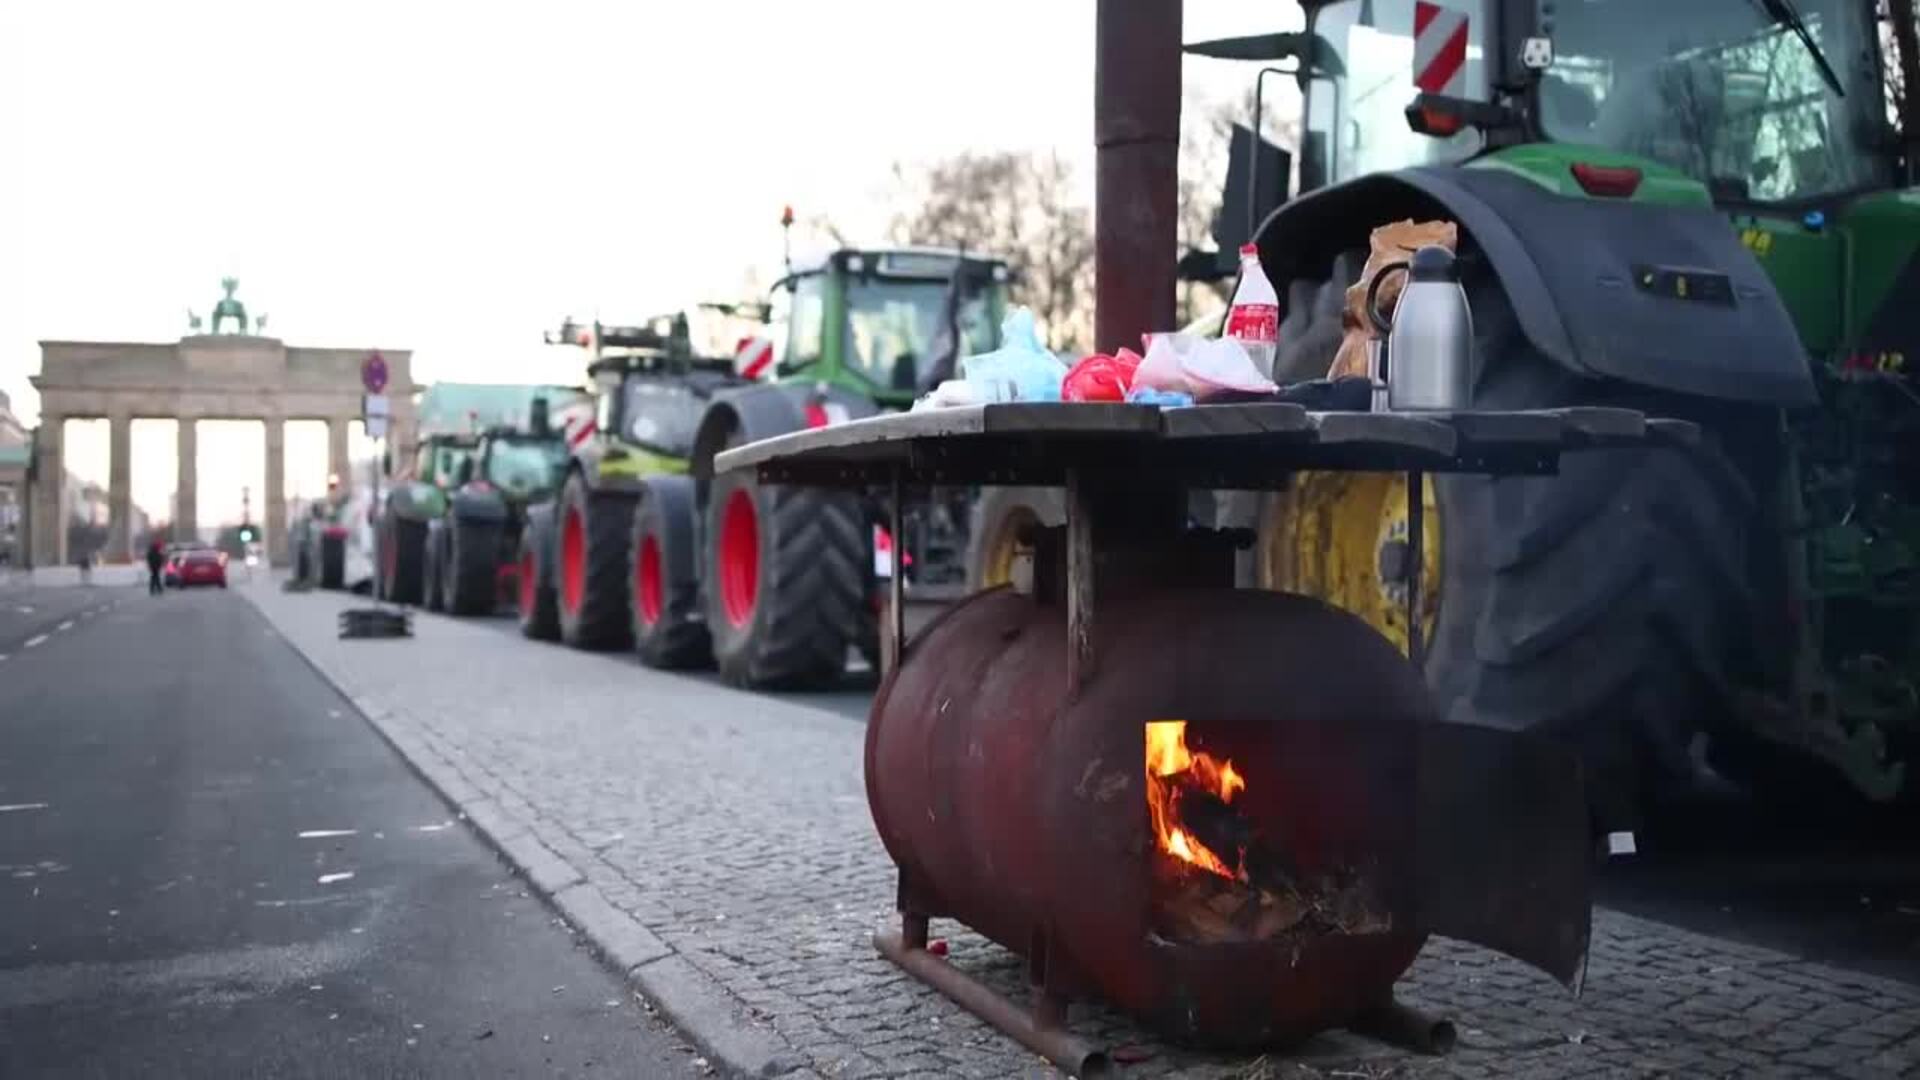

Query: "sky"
(0, 0), (1301, 529)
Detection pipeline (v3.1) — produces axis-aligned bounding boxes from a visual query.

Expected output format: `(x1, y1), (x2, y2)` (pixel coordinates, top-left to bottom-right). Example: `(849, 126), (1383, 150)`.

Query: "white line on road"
(23, 634), (47, 649)
(56, 620), (73, 631)
(298, 829), (357, 839)
(413, 821), (455, 832)
(0, 803), (50, 813)
(317, 872), (355, 885)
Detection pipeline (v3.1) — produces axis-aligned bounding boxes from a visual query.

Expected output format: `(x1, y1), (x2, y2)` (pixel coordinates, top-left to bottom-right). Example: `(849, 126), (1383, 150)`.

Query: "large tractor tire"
(319, 532), (346, 591)
(966, 486), (1066, 592)
(704, 454), (867, 689)
(444, 516), (501, 616)
(421, 522), (447, 612)
(1255, 249), (1768, 832)
(378, 516), (427, 605)
(517, 512), (561, 641)
(556, 473), (634, 650)
(630, 476), (711, 669)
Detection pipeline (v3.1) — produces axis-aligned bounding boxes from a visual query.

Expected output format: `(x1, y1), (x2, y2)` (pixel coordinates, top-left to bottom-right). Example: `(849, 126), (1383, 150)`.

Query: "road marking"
(317, 872), (355, 885)
(298, 829), (357, 839)
(413, 821), (455, 832)
(23, 635), (47, 649)
(0, 803), (50, 813)
(56, 620), (73, 632)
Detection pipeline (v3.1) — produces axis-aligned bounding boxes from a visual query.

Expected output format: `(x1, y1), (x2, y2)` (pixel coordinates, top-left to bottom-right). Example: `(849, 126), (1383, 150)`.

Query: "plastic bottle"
(1224, 243), (1280, 381)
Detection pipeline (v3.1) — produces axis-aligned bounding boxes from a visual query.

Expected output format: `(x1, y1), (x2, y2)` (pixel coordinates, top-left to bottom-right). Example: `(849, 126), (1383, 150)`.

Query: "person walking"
(145, 539), (166, 596)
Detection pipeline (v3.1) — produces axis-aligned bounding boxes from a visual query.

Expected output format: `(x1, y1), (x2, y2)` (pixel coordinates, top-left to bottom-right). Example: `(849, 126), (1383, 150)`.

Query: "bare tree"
(888, 152), (1094, 353)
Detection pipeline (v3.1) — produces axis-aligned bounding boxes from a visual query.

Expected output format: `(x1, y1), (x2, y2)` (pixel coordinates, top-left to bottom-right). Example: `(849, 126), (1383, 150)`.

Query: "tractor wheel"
(966, 486), (1066, 592)
(380, 516), (427, 605)
(319, 533), (345, 591)
(630, 476), (711, 669)
(556, 473), (634, 650)
(517, 516), (561, 641)
(704, 456), (866, 689)
(421, 523), (446, 612)
(445, 517), (501, 616)
(1256, 253), (1769, 832)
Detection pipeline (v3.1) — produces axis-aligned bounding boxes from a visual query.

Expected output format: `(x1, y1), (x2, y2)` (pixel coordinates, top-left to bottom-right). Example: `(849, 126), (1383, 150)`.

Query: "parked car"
(167, 544), (228, 588)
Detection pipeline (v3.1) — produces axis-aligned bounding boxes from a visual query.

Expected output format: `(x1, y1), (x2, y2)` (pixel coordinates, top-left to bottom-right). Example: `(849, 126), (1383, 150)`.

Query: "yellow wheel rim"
(980, 505), (1042, 589)
(1258, 471), (1441, 656)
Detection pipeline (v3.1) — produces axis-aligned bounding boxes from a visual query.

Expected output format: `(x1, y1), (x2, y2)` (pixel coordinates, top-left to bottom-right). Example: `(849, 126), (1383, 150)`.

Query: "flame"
(1145, 720), (1247, 881)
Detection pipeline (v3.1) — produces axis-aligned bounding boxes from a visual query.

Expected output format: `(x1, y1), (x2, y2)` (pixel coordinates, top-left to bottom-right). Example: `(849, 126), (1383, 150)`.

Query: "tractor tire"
(1256, 250), (1770, 832)
(966, 486), (1066, 592)
(629, 476), (711, 669)
(704, 458), (867, 689)
(517, 514), (561, 641)
(421, 522), (446, 612)
(555, 473), (634, 650)
(445, 516), (501, 616)
(379, 516), (427, 605)
(319, 533), (345, 591)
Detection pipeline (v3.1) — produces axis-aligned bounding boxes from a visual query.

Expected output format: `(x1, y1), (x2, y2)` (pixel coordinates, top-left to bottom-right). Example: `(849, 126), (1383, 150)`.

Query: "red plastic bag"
(1062, 349), (1142, 403)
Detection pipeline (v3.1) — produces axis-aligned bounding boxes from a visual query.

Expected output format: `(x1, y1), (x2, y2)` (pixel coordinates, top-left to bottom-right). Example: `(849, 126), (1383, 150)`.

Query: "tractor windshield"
(1541, 0), (1888, 201)
(1309, 0), (1495, 185)
(621, 378), (703, 457)
(843, 276), (998, 393)
(485, 440), (566, 494)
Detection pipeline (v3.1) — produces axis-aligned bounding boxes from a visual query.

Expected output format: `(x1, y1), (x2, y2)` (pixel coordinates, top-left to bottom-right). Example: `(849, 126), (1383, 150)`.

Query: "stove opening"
(1145, 720), (1390, 945)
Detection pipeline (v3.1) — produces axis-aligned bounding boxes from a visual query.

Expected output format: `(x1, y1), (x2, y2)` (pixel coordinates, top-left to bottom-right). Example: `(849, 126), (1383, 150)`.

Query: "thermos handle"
(1365, 260), (1411, 335)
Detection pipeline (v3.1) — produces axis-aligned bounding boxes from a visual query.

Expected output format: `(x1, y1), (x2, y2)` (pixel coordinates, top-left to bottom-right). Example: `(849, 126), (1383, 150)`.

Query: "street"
(0, 582), (705, 1079)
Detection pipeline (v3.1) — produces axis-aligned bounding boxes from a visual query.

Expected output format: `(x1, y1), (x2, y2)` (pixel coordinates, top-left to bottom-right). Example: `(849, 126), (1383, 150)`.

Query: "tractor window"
(621, 379), (703, 457)
(1542, 0), (1887, 201)
(1309, 0), (1493, 184)
(785, 273), (826, 371)
(485, 441), (565, 495)
(843, 276), (996, 392)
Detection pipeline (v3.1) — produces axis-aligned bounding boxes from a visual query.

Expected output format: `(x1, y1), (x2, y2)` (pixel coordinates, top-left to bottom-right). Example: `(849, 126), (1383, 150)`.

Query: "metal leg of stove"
(1350, 996), (1456, 1055)
(873, 929), (1111, 1077)
(1065, 467), (1095, 695)
(885, 468), (907, 676)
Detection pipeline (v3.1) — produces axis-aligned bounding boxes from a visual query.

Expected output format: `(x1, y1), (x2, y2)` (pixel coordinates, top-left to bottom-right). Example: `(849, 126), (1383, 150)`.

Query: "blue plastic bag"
(958, 308), (1067, 403)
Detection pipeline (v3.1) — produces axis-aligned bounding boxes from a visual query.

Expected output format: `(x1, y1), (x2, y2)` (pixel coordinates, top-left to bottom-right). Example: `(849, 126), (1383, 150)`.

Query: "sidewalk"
(243, 579), (1920, 1079)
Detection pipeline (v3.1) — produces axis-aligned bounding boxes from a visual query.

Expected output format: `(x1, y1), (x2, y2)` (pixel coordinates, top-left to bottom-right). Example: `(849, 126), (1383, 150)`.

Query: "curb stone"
(240, 585), (812, 1080)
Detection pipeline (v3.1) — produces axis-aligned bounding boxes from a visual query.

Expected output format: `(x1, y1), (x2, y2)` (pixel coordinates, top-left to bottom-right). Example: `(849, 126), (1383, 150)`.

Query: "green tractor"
(1177, 0), (1919, 828)
(524, 249), (1011, 687)
(375, 432), (477, 604)
(422, 413), (577, 616)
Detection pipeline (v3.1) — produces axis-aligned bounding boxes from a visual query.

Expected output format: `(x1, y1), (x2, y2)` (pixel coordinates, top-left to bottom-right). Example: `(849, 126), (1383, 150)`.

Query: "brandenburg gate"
(27, 280), (416, 567)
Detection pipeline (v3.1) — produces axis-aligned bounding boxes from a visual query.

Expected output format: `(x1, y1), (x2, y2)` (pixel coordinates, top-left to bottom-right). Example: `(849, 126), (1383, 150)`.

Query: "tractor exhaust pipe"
(1094, 0), (1182, 354)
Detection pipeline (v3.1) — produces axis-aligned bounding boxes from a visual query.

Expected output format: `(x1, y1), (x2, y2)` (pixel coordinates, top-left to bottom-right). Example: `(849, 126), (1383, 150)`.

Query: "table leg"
(1407, 469), (1424, 668)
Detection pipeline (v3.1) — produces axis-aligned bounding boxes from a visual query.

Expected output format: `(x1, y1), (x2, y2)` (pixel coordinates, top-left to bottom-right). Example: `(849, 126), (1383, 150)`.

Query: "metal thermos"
(1366, 245), (1474, 411)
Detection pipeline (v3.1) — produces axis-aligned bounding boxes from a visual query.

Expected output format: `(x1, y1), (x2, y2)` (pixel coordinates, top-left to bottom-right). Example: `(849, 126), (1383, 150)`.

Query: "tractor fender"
(450, 487), (509, 524)
(1252, 166), (1816, 407)
(689, 382), (881, 501)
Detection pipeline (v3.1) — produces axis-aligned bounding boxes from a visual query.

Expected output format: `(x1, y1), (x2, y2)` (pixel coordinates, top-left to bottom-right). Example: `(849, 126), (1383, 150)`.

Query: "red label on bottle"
(1226, 303), (1279, 342)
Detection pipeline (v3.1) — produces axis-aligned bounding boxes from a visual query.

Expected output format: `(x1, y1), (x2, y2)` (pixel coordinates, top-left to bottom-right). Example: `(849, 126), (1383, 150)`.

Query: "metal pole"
(1406, 470), (1424, 668)
(1094, 0), (1183, 354)
(1065, 468), (1095, 694)
(887, 468), (906, 675)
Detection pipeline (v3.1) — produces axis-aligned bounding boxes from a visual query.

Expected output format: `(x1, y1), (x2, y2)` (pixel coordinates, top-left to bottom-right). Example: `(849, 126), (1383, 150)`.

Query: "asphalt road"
(0, 584), (707, 1079)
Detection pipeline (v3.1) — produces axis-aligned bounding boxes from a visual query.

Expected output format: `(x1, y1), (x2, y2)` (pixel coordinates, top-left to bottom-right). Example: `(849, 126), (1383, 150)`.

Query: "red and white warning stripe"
(558, 400), (598, 451)
(1413, 1), (1469, 97)
(734, 335), (775, 381)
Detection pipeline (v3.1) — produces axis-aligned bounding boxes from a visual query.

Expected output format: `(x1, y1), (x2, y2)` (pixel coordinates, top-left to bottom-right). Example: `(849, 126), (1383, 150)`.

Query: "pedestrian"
(145, 538), (165, 595)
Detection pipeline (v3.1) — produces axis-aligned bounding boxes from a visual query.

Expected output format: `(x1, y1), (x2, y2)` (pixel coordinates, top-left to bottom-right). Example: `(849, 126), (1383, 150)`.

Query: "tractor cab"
(565, 315), (742, 464)
(770, 248), (1012, 409)
(467, 428), (569, 500)
(412, 434), (479, 490)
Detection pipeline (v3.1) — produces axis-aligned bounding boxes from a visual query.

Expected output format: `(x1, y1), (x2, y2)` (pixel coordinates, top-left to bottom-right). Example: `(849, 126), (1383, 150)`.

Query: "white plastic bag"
(958, 308), (1067, 403)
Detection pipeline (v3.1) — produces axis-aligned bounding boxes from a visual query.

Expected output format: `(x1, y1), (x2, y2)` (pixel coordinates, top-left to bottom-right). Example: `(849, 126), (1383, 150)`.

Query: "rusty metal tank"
(867, 584), (1437, 1047)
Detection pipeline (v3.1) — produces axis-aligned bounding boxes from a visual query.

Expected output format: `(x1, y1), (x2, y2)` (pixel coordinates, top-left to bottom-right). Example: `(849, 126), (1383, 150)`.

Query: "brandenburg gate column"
(264, 417), (288, 567)
(326, 418), (350, 490)
(107, 410), (132, 561)
(175, 414), (198, 541)
(30, 416), (66, 567)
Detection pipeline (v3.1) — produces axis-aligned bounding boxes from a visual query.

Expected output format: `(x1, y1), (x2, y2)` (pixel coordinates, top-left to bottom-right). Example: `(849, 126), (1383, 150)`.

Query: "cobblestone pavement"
(246, 583), (1920, 1079)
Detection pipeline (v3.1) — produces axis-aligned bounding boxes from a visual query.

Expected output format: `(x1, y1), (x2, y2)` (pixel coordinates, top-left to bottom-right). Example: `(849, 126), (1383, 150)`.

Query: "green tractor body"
(1187, 0), (1918, 826)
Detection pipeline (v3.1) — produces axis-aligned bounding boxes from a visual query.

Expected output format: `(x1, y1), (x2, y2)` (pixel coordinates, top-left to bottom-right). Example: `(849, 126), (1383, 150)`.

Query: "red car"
(168, 545), (228, 588)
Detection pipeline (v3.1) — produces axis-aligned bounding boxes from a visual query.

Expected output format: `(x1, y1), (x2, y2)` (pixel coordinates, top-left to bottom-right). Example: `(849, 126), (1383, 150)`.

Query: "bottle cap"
(1239, 243), (1259, 257)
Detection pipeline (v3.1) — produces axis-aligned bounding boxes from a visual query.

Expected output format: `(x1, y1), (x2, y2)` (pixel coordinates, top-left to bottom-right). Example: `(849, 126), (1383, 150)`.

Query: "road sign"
(361, 351), (390, 394)
(364, 393), (391, 440)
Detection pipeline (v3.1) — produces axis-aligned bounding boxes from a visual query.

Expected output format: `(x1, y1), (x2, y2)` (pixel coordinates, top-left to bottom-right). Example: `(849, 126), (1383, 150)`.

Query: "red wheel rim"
(636, 534), (664, 626)
(561, 507), (586, 614)
(518, 549), (536, 616)
(718, 489), (758, 628)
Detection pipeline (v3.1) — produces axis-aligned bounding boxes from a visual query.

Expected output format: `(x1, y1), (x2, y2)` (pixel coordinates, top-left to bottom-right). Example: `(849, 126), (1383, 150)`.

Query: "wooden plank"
(1160, 403), (1313, 439)
(1443, 410), (1566, 447)
(1646, 417), (1702, 447)
(1311, 412), (1459, 458)
(1552, 407), (1646, 443)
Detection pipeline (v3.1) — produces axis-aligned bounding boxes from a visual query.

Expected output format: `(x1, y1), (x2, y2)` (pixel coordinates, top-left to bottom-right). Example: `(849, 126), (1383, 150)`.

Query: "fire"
(1145, 720), (1247, 881)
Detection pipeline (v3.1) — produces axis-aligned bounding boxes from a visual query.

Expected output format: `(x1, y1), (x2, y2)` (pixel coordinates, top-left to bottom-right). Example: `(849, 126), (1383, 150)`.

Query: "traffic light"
(239, 527), (254, 543)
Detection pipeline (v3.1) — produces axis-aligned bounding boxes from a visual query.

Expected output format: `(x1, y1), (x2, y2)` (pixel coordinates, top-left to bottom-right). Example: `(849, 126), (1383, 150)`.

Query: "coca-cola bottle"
(1224, 243), (1280, 381)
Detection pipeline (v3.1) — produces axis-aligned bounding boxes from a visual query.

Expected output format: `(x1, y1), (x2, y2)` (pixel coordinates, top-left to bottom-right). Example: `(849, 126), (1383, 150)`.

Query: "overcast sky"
(0, 0), (1299, 528)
